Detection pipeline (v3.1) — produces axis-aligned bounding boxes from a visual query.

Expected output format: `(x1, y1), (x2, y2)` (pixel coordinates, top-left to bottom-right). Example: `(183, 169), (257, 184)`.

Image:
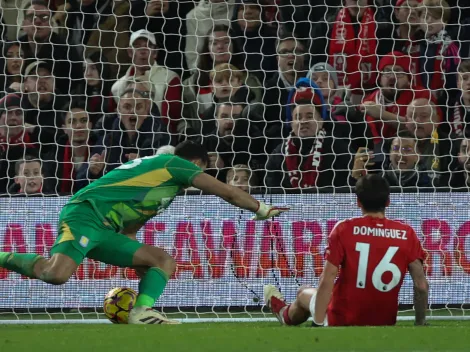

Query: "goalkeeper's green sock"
(134, 267), (169, 308)
(0, 252), (43, 278)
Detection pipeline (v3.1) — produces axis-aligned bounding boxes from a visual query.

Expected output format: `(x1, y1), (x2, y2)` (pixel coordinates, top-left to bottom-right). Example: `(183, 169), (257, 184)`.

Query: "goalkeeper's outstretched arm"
(409, 259), (429, 326)
(191, 173), (288, 220)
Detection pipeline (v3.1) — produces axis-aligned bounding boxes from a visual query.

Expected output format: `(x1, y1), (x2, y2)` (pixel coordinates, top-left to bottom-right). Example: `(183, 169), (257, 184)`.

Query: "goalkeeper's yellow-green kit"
(50, 154), (203, 266)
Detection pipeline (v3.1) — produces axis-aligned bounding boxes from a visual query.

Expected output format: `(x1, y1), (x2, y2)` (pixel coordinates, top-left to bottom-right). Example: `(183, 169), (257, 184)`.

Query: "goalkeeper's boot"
(264, 284), (287, 325)
(128, 306), (181, 325)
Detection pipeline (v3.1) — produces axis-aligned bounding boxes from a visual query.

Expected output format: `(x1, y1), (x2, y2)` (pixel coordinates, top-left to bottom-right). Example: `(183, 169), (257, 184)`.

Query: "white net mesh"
(0, 0), (469, 322)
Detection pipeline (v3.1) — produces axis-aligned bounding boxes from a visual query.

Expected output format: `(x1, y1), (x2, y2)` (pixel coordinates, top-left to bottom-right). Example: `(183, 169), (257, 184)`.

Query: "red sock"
(282, 304), (294, 325)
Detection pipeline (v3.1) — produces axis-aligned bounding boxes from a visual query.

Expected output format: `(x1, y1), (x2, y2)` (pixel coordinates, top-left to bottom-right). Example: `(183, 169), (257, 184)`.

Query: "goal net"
(0, 0), (469, 323)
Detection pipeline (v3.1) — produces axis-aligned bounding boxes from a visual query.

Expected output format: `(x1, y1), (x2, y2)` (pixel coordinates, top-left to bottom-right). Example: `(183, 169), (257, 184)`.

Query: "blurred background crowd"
(0, 0), (470, 195)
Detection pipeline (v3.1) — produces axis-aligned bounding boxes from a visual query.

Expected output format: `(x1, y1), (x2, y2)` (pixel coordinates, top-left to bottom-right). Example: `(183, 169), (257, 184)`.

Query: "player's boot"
(263, 285), (287, 325)
(128, 306), (181, 325)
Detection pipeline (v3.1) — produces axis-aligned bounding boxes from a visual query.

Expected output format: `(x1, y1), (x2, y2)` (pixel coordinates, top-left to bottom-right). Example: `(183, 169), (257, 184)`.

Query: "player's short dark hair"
(174, 141), (209, 165)
(355, 174), (390, 213)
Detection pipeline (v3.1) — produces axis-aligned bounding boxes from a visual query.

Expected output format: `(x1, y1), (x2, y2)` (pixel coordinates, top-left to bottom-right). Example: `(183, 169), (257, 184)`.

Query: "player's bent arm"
(313, 260), (339, 325)
(408, 259), (429, 326)
(191, 173), (289, 219)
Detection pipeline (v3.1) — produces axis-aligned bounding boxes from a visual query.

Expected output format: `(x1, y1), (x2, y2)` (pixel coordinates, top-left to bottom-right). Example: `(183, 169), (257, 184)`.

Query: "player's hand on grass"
(252, 201), (289, 220)
(352, 147), (375, 180)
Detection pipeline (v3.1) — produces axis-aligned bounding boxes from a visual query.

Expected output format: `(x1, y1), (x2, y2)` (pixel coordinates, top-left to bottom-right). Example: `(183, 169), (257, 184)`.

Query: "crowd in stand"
(0, 0), (470, 195)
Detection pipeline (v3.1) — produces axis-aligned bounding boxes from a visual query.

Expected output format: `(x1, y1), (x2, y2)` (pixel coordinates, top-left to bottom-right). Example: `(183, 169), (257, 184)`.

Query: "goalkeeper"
(0, 141), (288, 324)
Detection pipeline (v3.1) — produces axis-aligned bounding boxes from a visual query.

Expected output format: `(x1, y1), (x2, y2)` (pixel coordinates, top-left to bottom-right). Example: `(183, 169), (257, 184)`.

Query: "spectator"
(450, 136), (470, 188)
(226, 164), (259, 192)
(10, 156), (44, 195)
(185, 0), (235, 71)
(352, 131), (432, 187)
(20, 0), (82, 95)
(308, 63), (372, 152)
(415, 0), (460, 103)
(21, 61), (66, 154)
(361, 52), (437, 148)
(404, 98), (452, 186)
(230, 0), (277, 82)
(265, 87), (351, 189)
(0, 42), (24, 94)
(183, 24), (260, 116)
(279, 0), (333, 65)
(80, 51), (116, 124)
(450, 59), (470, 137)
(181, 25), (262, 137)
(209, 64), (258, 129)
(43, 99), (104, 194)
(261, 34), (307, 150)
(131, 0), (189, 75)
(181, 63), (258, 141)
(0, 93), (38, 194)
(393, 0), (423, 67)
(328, 0), (379, 94)
(111, 29), (182, 135)
(103, 88), (170, 172)
(308, 63), (340, 107)
(83, 0), (132, 80)
(203, 101), (265, 181)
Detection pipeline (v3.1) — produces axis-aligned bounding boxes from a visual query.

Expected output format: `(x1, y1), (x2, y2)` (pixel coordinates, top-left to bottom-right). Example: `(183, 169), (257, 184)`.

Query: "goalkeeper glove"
(252, 201), (289, 220)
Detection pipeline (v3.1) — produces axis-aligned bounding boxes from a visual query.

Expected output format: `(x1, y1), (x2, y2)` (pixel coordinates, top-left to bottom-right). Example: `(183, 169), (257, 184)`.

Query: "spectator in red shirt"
(43, 99), (104, 194)
(111, 30), (182, 135)
(328, 0), (379, 94)
(361, 51), (437, 147)
(0, 93), (38, 194)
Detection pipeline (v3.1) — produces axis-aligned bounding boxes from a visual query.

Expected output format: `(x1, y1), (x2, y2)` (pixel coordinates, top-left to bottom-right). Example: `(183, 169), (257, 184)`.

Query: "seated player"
(264, 174), (429, 326)
(0, 141), (288, 325)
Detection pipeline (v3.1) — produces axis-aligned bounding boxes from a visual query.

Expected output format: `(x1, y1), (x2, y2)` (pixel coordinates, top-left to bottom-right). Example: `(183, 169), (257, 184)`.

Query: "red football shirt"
(325, 216), (425, 326)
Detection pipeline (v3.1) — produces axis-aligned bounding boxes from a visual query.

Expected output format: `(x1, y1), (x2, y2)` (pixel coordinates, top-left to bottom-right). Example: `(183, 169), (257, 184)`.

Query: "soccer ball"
(103, 287), (138, 324)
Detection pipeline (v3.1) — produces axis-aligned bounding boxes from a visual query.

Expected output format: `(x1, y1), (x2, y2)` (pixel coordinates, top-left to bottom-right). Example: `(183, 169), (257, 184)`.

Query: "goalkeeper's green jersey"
(68, 154), (203, 232)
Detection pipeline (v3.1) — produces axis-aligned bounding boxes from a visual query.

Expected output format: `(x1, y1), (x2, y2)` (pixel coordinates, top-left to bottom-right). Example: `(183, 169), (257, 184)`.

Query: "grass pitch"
(0, 321), (469, 352)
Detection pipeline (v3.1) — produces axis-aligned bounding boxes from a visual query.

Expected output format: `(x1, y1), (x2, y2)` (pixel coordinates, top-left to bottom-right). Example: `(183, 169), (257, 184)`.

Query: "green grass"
(1, 322), (470, 352)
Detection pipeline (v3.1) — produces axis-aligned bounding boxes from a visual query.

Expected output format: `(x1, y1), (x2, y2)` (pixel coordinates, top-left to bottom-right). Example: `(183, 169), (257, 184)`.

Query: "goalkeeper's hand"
(252, 201), (289, 220)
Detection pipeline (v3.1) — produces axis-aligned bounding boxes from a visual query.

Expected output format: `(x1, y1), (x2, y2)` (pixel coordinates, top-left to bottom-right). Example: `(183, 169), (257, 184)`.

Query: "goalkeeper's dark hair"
(355, 174), (390, 213)
(174, 141), (209, 165)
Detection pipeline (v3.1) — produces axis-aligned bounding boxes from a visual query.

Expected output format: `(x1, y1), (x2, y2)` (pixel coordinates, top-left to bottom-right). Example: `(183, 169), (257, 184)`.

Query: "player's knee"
(159, 255), (176, 277)
(148, 249), (175, 276)
(296, 285), (311, 298)
(40, 267), (71, 285)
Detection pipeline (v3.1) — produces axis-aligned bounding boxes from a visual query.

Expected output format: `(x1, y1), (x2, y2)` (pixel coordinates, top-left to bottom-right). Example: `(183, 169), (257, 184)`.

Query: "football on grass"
(103, 287), (137, 324)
